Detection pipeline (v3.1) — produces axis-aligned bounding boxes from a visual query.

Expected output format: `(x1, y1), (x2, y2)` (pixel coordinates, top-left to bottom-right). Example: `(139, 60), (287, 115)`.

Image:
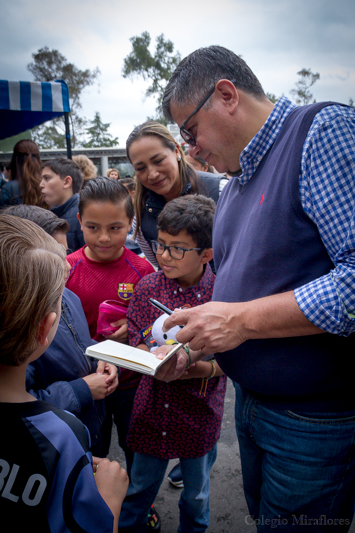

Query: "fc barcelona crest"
(118, 283), (134, 300)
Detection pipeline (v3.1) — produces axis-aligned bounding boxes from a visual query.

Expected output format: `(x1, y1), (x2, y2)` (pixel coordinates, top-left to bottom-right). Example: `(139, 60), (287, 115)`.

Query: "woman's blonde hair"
(126, 121), (200, 238)
(0, 214), (67, 366)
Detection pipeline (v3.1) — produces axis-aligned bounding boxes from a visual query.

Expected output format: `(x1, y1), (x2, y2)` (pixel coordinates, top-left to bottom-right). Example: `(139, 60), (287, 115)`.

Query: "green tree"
(290, 68), (320, 105)
(83, 112), (118, 148)
(266, 92), (280, 104)
(122, 32), (181, 122)
(31, 124), (66, 149)
(27, 47), (100, 148)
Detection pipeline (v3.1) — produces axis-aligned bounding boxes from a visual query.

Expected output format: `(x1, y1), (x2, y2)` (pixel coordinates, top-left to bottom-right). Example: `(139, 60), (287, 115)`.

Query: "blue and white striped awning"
(0, 79), (70, 140)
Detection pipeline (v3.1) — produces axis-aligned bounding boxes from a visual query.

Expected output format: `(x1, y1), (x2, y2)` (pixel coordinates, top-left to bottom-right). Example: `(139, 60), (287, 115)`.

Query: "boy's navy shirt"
(51, 193), (85, 252)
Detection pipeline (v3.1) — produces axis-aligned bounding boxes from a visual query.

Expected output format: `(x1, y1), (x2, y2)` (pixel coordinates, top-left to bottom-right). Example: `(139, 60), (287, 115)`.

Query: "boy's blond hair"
(0, 215), (67, 366)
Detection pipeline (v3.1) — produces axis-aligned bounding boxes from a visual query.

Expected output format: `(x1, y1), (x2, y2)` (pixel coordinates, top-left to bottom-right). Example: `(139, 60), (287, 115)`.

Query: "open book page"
(85, 340), (184, 376)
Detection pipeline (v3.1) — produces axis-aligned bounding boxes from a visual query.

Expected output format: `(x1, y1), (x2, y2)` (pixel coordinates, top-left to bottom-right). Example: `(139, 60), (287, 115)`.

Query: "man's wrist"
(237, 291), (323, 340)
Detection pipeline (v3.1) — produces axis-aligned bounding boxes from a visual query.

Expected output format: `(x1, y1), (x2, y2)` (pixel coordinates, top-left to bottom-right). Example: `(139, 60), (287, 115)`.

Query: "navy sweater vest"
(213, 102), (354, 410)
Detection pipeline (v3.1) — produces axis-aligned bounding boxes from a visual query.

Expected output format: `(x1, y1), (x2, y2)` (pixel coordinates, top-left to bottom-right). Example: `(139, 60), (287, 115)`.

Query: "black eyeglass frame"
(152, 240), (202, 260)
(179, 79), (237, 146)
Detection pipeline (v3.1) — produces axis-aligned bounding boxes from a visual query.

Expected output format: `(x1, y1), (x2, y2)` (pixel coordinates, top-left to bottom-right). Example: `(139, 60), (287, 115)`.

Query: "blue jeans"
(234, 383), (355, 531)
(119, 445), (217, 533)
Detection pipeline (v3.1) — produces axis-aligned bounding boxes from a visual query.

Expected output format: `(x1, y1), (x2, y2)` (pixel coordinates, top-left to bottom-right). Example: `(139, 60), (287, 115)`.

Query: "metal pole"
(64, 112), (72, 159)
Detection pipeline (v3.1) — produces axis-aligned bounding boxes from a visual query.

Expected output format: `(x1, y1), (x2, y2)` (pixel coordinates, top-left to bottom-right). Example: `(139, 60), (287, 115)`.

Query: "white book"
(85, 340), (184, 376)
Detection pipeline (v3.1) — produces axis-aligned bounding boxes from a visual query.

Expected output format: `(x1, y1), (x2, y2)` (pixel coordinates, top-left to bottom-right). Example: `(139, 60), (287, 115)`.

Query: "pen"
(148, 298), (185, 329)
(149, 298), (174, 316)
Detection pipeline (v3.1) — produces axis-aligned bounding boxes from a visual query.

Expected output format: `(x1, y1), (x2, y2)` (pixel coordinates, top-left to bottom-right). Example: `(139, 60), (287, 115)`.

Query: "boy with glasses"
(119, 195), (226, 533)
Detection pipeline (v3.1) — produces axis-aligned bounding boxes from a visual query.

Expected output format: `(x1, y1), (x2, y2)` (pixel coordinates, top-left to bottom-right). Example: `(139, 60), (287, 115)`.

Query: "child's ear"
(200, 248), (213, 265)
(77, 212), (82, 227)
(37, 312), (57, 347)
(63, 175), (73, 190)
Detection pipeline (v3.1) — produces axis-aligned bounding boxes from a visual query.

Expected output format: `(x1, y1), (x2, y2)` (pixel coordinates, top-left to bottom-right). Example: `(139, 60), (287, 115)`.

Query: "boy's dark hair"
(157, 195), (216, 252)
(79, 176), (134, 221)
(42, 158), (84, 194)
(2, 205), (70, 236)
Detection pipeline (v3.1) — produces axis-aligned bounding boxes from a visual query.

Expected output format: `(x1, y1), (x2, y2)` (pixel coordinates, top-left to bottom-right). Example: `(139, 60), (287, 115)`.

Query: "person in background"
(3, 163), (11, 182)
(40, 158), (85, 252)
(3, 204), (118, 457)
(0, 214), (128, 532)
(0, 139), (47, 208)
(73, 154), (98, 184)
(185, 154), (229, 191)
(121, 177), (136, 202)
(4, 204), (70, 249)
(0, 163), (7, 187)
(160, 44), (355, 531)
(106, 167), (121, 180)
(185, 153), (214, 173)
(120, 177), (143, 257)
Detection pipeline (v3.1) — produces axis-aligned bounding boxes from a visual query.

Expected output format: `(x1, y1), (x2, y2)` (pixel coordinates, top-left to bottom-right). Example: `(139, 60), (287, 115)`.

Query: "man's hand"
(163, 293), (324, 356)
(163, 302), (246, 355)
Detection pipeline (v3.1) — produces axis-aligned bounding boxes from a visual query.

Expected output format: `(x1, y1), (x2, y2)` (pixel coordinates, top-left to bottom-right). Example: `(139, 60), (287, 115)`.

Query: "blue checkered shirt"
(237, 96), (355, 335)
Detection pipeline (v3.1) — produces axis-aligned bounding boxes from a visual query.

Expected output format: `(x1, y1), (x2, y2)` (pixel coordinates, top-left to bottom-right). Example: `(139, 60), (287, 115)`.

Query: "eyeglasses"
(152, 240), (201, 260)
(179, 79), (237, 146)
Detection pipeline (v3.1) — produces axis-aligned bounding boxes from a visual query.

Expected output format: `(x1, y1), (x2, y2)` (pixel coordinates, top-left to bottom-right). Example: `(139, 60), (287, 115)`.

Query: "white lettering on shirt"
(0, 459), (47, 506)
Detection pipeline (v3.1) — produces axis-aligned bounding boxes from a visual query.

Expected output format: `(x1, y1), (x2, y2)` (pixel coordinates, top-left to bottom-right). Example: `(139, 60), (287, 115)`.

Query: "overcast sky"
(1, 0), (354, 146)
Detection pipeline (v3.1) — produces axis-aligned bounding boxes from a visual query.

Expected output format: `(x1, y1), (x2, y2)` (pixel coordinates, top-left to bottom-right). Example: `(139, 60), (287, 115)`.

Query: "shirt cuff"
(294, 273), (355, 336)
(70, 378), (94, 413)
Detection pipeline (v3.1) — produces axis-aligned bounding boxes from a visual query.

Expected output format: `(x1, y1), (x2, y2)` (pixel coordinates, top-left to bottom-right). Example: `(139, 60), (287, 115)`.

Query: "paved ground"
(108, 378), (355, 533)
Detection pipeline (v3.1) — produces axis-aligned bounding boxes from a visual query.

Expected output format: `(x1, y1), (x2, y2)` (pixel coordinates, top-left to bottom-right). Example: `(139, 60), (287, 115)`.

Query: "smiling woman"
(126, 121), (224, 267)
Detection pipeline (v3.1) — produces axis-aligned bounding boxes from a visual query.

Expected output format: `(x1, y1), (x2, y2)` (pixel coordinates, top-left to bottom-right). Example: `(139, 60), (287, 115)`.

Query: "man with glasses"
(160, 45), (355, 531)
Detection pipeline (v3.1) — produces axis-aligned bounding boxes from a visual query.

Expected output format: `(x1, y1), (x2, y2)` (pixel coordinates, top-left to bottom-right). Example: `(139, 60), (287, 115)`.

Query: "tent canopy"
(0, 79), (71, 148)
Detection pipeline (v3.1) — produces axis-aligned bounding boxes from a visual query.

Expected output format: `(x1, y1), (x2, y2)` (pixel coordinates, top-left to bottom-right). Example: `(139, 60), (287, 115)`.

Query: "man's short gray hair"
(162, 45), (266, 122)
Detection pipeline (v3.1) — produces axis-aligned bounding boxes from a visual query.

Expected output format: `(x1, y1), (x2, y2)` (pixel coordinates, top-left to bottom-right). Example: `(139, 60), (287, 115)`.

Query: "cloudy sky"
(1, 0), (354, 146)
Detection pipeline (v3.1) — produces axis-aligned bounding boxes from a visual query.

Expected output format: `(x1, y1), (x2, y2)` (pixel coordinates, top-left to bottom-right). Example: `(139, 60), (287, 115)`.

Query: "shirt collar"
(237, 96), (296, 185)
